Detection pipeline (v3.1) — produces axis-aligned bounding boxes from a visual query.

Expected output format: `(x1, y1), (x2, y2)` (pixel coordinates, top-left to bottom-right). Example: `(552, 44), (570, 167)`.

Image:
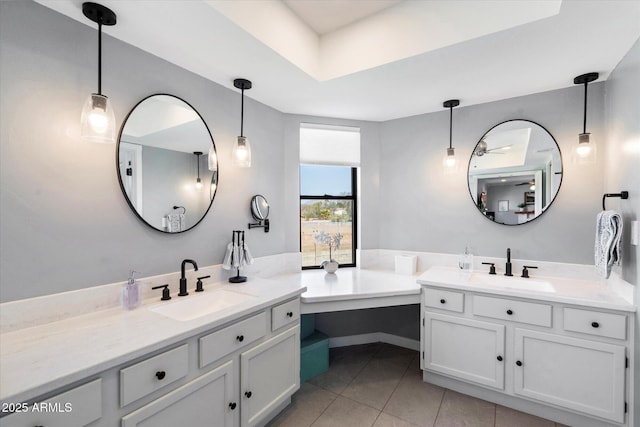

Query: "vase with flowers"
(313, 230), (343, 273)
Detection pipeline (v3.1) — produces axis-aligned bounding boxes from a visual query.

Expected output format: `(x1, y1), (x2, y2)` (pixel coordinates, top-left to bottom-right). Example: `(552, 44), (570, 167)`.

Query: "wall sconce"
(80, 2), (117, 144)
(573, 72), (599, 163)
(194, 151), (203, 190)
(232, 78), (252, 167)
(442, 99), (460, 173)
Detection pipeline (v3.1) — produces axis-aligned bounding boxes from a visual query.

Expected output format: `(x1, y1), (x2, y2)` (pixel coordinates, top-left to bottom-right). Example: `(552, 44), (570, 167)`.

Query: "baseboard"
(328, 332), (420, 351)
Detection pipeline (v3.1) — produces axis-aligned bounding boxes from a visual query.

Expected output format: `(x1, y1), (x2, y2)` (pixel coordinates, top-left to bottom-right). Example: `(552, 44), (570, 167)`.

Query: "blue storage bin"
(300, 314), (315, 340)
(300, 330), (329, 383)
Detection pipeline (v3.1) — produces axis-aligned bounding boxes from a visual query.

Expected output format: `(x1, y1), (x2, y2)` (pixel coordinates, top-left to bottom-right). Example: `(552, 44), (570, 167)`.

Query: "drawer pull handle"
(229, 402), (237, 410)
(287, 311), (293, 317)
(155, 371), (166, 380)
(236, 335), (244, 342)
(506, 309), (513, 315)
(245, 391), (252, 398)
(516, 360), (522, 367)
(497, 355), (503, 362)
(591, 321), (600, 328)
(440, 299), (446, 304)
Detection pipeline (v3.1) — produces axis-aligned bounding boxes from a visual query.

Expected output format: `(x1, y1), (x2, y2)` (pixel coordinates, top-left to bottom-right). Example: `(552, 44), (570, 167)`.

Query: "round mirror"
(468, 120), (562, 225)
(117, 94), (218, 233)
(251, 195), (270, 221)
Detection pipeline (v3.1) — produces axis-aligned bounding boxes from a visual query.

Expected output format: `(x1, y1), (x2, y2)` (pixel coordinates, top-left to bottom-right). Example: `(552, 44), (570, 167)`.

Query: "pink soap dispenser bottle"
(122, 270), (141, 310)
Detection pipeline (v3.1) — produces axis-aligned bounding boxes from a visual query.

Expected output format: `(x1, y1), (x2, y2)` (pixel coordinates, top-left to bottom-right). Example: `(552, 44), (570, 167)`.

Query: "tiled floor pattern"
(267, 343), (570, 427)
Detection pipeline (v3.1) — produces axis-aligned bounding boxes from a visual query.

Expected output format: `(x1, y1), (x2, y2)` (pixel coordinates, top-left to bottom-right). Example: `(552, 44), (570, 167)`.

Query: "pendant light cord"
(449, 106), (453, 150)
(240, 88), (245, 137)
(97, 19), (102, 95)
(582, 81), (588, 134)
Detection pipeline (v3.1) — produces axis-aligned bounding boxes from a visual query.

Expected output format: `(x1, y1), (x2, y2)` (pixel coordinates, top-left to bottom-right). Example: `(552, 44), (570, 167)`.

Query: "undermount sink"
(150, 288), (257, 321)
(469, 273), (555, 293)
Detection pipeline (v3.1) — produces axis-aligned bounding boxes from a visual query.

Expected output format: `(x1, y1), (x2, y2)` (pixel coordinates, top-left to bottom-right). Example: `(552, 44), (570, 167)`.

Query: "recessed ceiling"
(35, 0), (640, 121)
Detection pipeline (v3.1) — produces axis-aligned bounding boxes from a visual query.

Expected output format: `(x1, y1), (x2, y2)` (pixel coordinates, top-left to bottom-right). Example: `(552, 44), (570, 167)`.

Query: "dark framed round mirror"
(117, 94), (218, 233)
(468, 119), (562, 225)
(250, 195), (270, 221)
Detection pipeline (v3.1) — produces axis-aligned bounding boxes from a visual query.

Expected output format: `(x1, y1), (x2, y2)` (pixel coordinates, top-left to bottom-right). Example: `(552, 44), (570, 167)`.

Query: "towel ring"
(172, 205), (186, 214)
(602, 191), (628, 210)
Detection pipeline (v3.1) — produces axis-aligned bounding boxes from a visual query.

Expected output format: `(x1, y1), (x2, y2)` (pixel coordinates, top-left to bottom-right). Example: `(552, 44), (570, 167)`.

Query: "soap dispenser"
(122, 270), (141, 310)
(458, 247), (474, 272)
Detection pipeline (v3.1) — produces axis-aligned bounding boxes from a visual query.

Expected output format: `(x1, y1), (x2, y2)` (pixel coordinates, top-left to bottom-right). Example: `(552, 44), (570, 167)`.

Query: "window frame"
(300, 166), (358, 270)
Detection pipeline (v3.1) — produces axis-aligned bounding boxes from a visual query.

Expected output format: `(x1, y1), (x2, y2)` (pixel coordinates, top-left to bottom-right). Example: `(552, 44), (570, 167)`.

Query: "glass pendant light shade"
(232, 136), (252, 167)
(573, 72), (599, 165)
(81, 93), (116, 143)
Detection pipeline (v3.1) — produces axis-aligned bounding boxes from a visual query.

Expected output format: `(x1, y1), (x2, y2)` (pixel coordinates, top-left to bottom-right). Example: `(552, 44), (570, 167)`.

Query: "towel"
(242, 242), (254, 266)
(595, 210), (623, 279)
(166, 213), (185, 232)
(222, 242), (233, 270)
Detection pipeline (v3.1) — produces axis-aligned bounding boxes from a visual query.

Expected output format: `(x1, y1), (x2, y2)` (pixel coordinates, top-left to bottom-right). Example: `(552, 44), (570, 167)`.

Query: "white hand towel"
(242, 243), (254, 266)
(166, 213), (184, 232)
(231, 242), (240, 268)
(595, 210), (623, 279)
(222, 242), (233, 270)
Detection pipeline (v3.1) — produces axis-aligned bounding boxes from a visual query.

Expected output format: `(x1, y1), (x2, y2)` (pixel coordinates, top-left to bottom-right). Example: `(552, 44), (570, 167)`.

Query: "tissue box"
(395, 255), (417, 275)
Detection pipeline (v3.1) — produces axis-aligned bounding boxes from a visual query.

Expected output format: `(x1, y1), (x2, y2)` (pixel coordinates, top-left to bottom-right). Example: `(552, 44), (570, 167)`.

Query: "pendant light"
(442, 99), (460, 173)
(232, 78), (252, 167)
(573, 72), (599, 163)
(194, 151), (203, 190)
(80, 2), (117, 144)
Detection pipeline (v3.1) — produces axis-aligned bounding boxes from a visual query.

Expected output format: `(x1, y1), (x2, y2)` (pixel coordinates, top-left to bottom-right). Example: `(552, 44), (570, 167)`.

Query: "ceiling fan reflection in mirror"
(473, 139), (512, 156)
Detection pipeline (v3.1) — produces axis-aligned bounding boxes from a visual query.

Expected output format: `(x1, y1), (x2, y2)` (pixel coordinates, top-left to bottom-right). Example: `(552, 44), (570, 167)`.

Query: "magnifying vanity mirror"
(468, 120), (562, 225)
(248, 195), (270, 232)
(117, 94), (218, 233)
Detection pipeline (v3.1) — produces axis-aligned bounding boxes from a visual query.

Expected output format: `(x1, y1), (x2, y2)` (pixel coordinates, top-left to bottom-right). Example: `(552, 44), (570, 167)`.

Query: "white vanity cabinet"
(420, 286), (633, 427)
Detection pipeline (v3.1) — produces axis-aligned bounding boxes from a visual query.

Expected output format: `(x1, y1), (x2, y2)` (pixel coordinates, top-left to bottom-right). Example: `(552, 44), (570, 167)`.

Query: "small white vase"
(321, 260), (339, 274)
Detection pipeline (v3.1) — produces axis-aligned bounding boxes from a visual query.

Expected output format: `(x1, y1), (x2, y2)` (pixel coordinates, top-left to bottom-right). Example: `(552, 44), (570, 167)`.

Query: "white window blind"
(299, 123), (360, 166)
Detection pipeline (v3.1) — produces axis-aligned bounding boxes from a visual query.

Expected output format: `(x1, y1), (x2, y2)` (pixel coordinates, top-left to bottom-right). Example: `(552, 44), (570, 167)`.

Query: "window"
(299, 124), (359, 269)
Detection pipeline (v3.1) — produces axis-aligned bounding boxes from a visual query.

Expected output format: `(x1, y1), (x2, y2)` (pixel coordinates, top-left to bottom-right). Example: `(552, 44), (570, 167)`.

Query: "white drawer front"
(563, 308), (626, 340)
(473, 295), (551, 327)
(120, 344), (189, 407)
(424, 288), (464, 312)
(1, 379), (102, 427)
(200, 312), (267, 368)
(272, 299), (300, 331)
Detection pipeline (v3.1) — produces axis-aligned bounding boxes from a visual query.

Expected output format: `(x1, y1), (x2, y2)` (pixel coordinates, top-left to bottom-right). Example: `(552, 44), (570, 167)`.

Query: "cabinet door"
(240, 326), (300, 427)
(424, 313), (505, 389)
(514, 329), (625, 423)
(122, 360), (235, 427)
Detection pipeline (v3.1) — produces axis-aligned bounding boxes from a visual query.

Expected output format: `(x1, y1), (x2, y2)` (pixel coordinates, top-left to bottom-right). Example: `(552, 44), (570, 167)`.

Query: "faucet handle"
(482, 262), (496, 275)
(152, 284), (172, 301)
(521, 265), (538, 278)
(196, 276), (211, 292)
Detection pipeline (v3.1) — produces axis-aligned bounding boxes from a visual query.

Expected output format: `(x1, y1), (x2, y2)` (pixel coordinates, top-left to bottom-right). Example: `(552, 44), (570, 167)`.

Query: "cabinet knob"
(286, 311), (293, 317)
(497, 355), (503, 362)
(440, 299), (446, 304)
(245, 391), (252, 398)
(155, 371), (166, 380)
(229, 402), (237, 410)
(591, 321), (600, 328)
(506, 309), (513, 315)
(236, 335), (244, 342)
(516, 360), (522, 367)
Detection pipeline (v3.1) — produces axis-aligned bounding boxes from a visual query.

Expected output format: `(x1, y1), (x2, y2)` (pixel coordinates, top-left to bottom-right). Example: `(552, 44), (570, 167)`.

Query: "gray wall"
(604, 37), (640, 419)
(378, 84), (606, 264)
(0, 1), (287, 302)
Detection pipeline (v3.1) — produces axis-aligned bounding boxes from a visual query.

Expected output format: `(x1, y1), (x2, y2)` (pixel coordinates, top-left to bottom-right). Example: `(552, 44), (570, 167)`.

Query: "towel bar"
(602, 191), (629, 210)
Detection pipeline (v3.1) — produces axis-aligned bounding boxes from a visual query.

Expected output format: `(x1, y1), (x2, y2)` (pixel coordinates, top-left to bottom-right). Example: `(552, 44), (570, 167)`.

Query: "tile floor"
(267, 343), (569, 427)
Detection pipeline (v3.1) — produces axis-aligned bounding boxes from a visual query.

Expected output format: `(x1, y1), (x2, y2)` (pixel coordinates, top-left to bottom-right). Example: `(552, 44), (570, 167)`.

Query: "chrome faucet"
(179, 259), (198, 296)
(505, 248), (513, 277)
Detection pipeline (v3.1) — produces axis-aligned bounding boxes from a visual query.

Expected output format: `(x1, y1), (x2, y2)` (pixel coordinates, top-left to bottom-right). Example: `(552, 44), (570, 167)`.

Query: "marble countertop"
(275, 268), (421, 303)
(417, 266), (635, 312)
(0, 278), (305, 404)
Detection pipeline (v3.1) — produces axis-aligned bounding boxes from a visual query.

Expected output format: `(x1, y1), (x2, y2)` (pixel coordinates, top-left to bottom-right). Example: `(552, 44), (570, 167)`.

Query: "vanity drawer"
(472, 295), (551, 327)
(1, 379), (102, 427)
(563, 308), (626, 340)
(424, 288), (464, 312)
(272, 298), (300, 331)
(200, 312), (267, 368)
(120, 344), (189, 407)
